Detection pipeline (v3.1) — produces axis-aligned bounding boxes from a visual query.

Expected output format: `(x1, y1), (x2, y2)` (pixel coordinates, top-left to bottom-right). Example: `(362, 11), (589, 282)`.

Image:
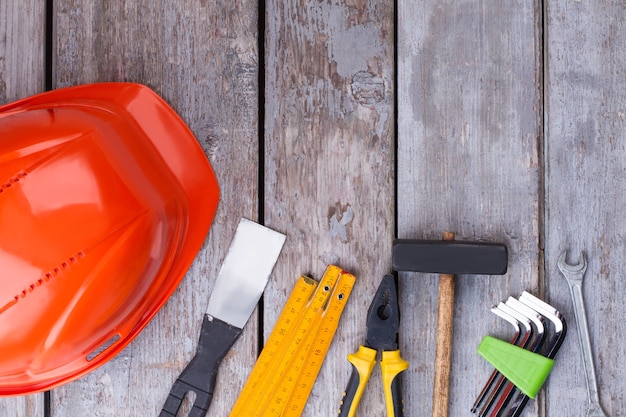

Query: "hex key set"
(472, 292), (567, 417)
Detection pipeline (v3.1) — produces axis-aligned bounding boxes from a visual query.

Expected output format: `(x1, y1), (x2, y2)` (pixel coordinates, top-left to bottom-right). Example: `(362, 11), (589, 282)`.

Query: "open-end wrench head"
(586, 403), (609, 417)
(557, 251), (587, 275)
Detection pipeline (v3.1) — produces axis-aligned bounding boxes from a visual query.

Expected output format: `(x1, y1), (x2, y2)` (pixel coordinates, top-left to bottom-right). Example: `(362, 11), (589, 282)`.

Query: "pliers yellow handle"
(338, 346), (376, 417)
(338, 345), (408, 417)
(338, 275), (407, 416)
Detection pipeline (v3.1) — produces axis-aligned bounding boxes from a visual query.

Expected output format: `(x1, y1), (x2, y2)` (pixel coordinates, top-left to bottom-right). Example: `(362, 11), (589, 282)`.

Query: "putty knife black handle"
(392, 239), (508, 275)
(160, 315), (242, 417)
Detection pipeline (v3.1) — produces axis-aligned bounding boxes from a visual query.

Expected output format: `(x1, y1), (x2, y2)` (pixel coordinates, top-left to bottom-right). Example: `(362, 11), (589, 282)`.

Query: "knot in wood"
(351, 71), (385, 105)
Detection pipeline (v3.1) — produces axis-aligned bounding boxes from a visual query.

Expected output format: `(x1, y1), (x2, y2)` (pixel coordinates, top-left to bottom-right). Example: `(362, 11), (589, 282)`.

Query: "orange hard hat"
(0, 83), (219, 395)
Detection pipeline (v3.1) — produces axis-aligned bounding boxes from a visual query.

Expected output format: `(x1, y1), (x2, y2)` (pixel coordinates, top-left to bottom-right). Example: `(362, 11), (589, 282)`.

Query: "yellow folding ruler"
(229, 265), (355, 417)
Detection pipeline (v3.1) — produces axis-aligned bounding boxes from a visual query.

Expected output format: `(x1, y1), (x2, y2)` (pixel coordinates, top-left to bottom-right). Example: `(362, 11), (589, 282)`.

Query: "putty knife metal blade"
(206, 218), (286, 328)
(160, 218), (286, 417)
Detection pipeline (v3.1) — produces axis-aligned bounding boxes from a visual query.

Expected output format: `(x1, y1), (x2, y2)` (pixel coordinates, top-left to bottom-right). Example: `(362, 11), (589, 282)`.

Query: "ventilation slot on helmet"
(0, 171), (28, 195)
(86, 333), (121, 362)
(0, 251), (86, 315)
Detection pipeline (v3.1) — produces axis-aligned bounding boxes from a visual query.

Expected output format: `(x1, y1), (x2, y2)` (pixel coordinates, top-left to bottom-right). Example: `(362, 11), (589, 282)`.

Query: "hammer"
(392, 232), (508, 417)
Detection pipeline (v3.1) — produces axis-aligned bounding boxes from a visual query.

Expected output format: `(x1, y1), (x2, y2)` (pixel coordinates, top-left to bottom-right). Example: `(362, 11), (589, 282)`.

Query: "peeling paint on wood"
(47, 0), (261, 416)
(397, 1), (542, 415)
(264, 0), (394, 416)
(544, 1), (626, 416)
(3, 0), (626, 416)
(329, 203), (355, 242)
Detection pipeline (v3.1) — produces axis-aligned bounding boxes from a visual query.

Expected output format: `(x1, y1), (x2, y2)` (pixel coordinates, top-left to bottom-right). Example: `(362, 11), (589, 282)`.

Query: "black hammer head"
(392, 239), (508, 275)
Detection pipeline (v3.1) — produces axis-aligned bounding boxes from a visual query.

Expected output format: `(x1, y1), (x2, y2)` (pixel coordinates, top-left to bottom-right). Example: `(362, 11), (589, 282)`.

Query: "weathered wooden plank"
(0, 395), (43, 417)
(51, 1), (260, 415)
(0, 0), (45, 103)
(264, 0), (395, 415)
(397, 1), (542, 416)
(545, 2), (626, 416)
(0, 0), (46, 415)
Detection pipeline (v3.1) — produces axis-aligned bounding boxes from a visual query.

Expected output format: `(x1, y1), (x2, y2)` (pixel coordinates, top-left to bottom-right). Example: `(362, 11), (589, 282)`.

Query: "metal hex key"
(475, 303), (533, 417)
(558, 251), (608, 417)
(472, 293), (567, 417)
(471, 307), (523, 414)
(497, 292), (568, 417)
(486, 298), (546, 417)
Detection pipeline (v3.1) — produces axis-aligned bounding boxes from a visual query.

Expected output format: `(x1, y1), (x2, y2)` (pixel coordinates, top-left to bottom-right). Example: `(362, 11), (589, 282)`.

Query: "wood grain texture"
(264, 0), (395, 416)
(0, 1), (45, 416)
(50, 1), (260, 416)
(0, 0), (45, 103)
(397, 1), (543, 416)
(4, 1), (626, 416)
(0, 395), (43, 417)
(544, 1), (626, 415)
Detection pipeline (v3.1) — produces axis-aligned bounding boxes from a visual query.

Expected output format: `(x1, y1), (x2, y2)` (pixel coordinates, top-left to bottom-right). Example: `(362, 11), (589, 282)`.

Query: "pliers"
(338, 274), (409, 417)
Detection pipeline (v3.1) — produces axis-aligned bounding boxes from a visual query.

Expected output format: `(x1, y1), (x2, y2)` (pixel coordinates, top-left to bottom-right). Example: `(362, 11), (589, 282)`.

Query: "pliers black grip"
(338, 275), (408, 417)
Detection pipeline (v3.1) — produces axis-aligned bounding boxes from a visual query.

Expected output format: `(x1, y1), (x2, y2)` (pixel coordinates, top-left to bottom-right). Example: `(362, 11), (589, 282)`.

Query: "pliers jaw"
(365, 274), (401, 353)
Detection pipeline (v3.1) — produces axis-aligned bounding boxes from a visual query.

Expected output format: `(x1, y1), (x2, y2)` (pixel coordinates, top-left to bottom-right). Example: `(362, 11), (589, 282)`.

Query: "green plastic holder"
(477, 336), (554, 398)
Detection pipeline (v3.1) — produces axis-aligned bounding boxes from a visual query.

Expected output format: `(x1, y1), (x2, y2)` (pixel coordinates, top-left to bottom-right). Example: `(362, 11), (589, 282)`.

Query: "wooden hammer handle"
(432, 272), (455, 417)
(432, 231), (455, 417)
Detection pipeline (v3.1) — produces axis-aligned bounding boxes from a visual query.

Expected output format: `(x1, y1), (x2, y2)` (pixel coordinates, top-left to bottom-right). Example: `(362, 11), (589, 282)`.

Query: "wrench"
(557, 251), (608, 417)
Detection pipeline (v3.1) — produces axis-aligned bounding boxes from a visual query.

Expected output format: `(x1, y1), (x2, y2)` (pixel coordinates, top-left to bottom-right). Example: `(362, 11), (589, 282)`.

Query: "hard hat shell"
(0, 83), (219, 395)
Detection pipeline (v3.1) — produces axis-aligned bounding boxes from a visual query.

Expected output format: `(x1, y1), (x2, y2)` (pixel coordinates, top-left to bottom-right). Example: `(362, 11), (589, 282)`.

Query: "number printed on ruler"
(228, 265), (356, 417)
(228, 275), (317, 417)
(252, 267), (342, 417)
(282, 272), (356, 417)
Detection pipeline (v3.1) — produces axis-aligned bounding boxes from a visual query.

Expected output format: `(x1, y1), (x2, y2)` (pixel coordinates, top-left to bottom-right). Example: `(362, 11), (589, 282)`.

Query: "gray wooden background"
(1, 1), (624, 416)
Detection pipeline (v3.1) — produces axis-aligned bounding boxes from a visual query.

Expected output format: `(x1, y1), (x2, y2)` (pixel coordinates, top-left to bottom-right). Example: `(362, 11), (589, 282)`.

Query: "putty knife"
(160, 218), (286, 417)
